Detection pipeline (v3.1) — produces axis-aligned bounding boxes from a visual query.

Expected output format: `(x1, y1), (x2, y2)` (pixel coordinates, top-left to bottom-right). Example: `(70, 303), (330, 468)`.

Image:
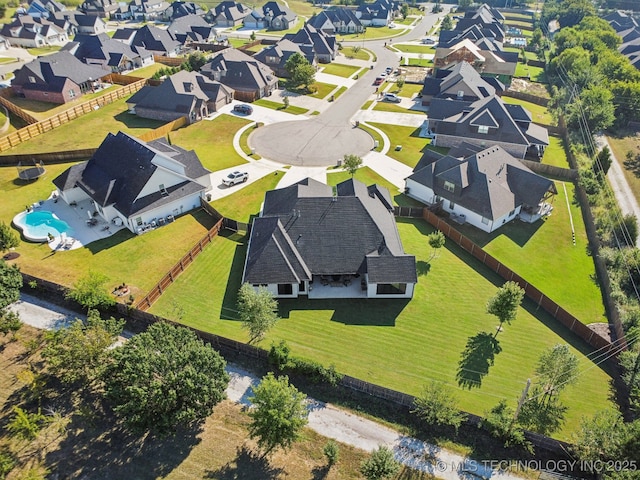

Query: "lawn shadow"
(311, 464), (331, 479)
(416, 260), (430, 276)
(205, 444), (284, 479)
(456, 331), (502, 389)
(394, 193), (423, 207)
(453, 217), (544, 249)
(44, 408), (203, 478)
(84, 228), (134, 254)
(113, 111), (166, 130)
(278, 297), (409, 326)
(220, 232), (248, 321)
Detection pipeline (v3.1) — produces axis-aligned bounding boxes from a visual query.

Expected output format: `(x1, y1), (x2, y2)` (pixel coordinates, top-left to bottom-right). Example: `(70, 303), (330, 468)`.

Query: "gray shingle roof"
(244, 178), (416, 285)
(201, 48), (277, 92)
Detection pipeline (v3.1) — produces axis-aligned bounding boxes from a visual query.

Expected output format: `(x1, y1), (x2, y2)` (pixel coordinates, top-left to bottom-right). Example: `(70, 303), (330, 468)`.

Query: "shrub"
(324, 440), (340, 467)
(268, 340), (290, 371)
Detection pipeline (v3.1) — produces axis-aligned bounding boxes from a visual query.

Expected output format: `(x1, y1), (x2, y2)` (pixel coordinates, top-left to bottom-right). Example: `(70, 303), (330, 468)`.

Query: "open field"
(368, 122), (430, 168)
(502, 96), (553, 126)
(149, 218), (614, 440)
(0, 327), (376, 480)
(542, 135), (570, 168)
(5, 96), (166, 154)
(321, 62), (361, 78)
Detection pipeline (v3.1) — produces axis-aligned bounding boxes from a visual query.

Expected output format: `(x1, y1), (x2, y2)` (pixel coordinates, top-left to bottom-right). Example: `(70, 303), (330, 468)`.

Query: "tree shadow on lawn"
(456, 331), (502, 389)
(206, 444), (284, 479)
(278, 297), (409, 326)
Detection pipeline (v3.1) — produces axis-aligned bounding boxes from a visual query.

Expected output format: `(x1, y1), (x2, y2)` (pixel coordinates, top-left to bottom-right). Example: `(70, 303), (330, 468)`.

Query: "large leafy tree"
(412, 381), (466, 432)
(439, 15), (453, 31)
(0, 260), (22, 310)
(248, 372), (308, 456)
(360, 446), (400, 480)
(343, 154), (363, 177)
(104, 322), (229, 435)
(0, 222), (19, 253)
(42, 310), (124, 386)
(237, 283), (280, 344)
(285, 52), (315, 88)
(65, 271), (115, 311)
(566, 85), (615, 133)
(486, 281), (524, 337)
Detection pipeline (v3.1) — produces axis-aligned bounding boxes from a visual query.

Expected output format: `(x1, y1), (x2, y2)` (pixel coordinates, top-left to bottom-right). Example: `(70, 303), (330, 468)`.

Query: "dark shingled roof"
(244, 178), (416, 284)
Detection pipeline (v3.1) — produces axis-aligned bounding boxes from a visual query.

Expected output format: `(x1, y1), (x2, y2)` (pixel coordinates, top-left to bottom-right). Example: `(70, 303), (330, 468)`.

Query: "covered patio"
(308, 275), (367, 299)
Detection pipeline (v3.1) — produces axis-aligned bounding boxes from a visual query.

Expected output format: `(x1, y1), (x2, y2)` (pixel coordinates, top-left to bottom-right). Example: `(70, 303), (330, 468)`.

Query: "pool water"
(21, 210), (73, 240)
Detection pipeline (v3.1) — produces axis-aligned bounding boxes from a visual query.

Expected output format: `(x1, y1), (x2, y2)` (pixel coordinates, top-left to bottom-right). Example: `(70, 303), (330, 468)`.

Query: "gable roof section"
(201, 48), (276, 90)
(131, 24), (180, 54)
(245, 178), (416, 284)
(14, 50), (107, 88)
(63, 33), (140, 65)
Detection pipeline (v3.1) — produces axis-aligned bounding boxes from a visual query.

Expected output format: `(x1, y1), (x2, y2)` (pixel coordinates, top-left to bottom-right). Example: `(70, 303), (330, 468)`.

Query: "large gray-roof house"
(244, 1), (297, 31)
(53, 131), (213, 234)
(113, 24), (181, 56)
(428, 93), (549, 159)
(200, 48), (278, 101)
(167, 14), (216, 44)
(127, 70), (233, 123)
(62, 33), (154, 73)
(206, 1), (252, 27)
(283, 23), (337, 63)
(605, 11), (640, 70)
(243, 178), (417, 299)
(405, 144), (556, 233)
(454, 3), (505, 42)
(421, 60), (504, 106)
(0, 15), (68, 48)
(253, 39), (315, 77)
(79, 0), (120, 17)
(307, 8), (363, 34)
(162, 1), (203, 20)
(355, 0), (395, 27)
(12, 50), (108, 104)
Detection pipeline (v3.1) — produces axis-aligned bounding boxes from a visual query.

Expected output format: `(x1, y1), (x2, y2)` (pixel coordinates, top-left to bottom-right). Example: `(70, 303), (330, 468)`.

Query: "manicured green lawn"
(254, 98), (308, 114)
(228, 38), (249, 48)
(504, 47), (538, 62)
(0, 57), (16, 64)
(327, 167), (421, 207)
(321, 63), (360, 78)
(505, 20), (534, 29)
(6, 96), (166, 154)
(373, 101), (425, 115)
(239, 124), (260, 159)
(407, 58), (433, 67)
(340, 47), (372, 61)
(309, 82), (337, 100)
(357, 124), (384, 151)
(149, 218), (614, 440)
(502, 96), (553, 126)
(333, 86), (347, 100)
(27, 46), (61, 56)
(361, 100), (374, 110)
(504, 12), (534, 20)
(606, 128), (640, 202)
(130, 63), (166, 78)
(369, 122), (430, 168)
(337, 27), (407, 42)
(542, 135), (570, 168)
(392, 44), (435, 54)
(209, 172), (281, 223)
(169, 114), (250, 172)
(393, 83), (423, 99)
(514, 63), (547, 83)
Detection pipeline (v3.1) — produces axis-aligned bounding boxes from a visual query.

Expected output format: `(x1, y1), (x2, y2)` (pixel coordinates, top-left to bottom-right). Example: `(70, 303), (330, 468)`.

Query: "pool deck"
(34, 192), (126, 251)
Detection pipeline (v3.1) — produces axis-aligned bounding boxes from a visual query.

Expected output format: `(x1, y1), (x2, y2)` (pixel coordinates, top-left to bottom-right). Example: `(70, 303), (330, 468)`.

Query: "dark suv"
(233, 103), (253, 115)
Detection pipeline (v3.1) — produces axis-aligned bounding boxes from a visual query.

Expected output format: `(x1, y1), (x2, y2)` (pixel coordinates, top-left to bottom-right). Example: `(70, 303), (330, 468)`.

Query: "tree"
(535, 344), (579, 400)
(567, 85), (615, 133)
(486, 281), (525, 337)
(7, 406), (47, 441)
(360, 446), (400, 480)
(412, 381), (466, 432)
(396, 76), (405, 89)
(529, 28), (544, 52)
(237, 283), (280, 344)
(323, 440), (340, 467)
(427, 230), (445, 262)
(0, 309), (22, 338)
(594, 146), (613, 176)
(283, 95), (290, 109)
(285, 52), (315, 88)
(400, 3), (409, 19)
(65, 271), (115, 311)
(248, 372), (308, 456)
(0, 222), (19, 253)
(182, 52), (206, 72)
(440, 15), (453, 32)
(104, 322), (229, 435)
(343, 154), (363, 177)
(0, 260), (22, 310)
(572, 409), (625, 464)
(0, 3), (6, 19)
(42, 310), (123, 386)
(458, 0), (471, 8)
(518, 387), (568, 436)
(481, 400), (530, 450)
(250, 31), (256, 41)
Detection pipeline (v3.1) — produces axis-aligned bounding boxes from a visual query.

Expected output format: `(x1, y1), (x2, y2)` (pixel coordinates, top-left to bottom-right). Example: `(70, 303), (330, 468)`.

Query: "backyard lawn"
(514, 63), (547, 83)
(406, 58), (433, 67)
(321, 62), (360, 78)
(168, 114), (251, 172)
(368, 122), (430, 168)
(209, 173), (281, 223)
(542, 135), (570, 168)
(149, 218), (614, 440)
(5, 96), (166, 154)
(130, 63), (166, 78)
(502, 96), (553, 126)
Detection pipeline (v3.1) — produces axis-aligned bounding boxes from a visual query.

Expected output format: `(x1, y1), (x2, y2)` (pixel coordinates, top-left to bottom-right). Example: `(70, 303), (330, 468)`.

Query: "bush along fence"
(0, 75), (146, 153)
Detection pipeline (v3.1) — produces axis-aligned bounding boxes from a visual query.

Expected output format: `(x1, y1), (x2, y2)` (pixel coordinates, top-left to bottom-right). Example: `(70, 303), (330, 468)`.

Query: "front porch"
(307, 275), (367, 299)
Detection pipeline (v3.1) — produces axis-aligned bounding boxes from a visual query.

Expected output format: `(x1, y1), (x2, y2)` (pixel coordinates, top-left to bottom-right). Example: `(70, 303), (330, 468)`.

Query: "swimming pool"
(13, 210), (74, 242)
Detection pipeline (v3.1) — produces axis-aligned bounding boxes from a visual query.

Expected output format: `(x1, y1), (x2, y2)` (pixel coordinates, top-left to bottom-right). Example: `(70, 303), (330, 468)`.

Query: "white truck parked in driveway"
(223, 171), (249, 186)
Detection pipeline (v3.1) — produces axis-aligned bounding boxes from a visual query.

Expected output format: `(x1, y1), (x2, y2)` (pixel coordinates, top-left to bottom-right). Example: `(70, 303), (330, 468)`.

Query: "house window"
(457, 90), (464, 99)
(28, 76), (36, 83)
(376, 283), (407, 295)
(443, 181), (455, 193)
(481, 217), (489, 225)
(69, 89), (76, 98)
(478, 125), (489, 134)
(135, 216), (143, 226)
(277, 284), (293, 295)
(509, 209), (516, 217)
(449, 200), (455, 209)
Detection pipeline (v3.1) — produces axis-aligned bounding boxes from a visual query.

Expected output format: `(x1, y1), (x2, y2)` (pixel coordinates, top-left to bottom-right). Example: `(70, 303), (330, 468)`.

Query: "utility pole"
(514, 378), (531, 422)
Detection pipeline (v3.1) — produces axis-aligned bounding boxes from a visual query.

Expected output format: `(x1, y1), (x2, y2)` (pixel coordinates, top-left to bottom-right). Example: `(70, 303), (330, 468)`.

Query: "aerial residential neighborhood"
(0, 0), (639, 478)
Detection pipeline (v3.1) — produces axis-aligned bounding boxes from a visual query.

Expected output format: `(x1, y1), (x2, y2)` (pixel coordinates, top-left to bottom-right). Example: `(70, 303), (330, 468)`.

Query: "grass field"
(130, 63), (166, 78)
(514, 63), (547, 83)
(361, 100), (373, 110)
(368, 122), (430, 168)
(504, 47), (538, 62)
(606, 128), (640, 202)
(5, 96), (166, 154)
(149, 218), (614, 440)
(209, 173), (281, 223)
(254, 98), (308, 114)
(357, 124), (384, 151)
(309, 82), (337, 100)
(333, 86), (348, 100)
(542, 135), (570, 168)
(392, 44), (436, 54)
(27, 45), (61, 56)
(168, 114), (251, 172)
(502, 96), (553, 126)
(337, 27), (407, 42)
(0, 57), (16, 64)
(340, 47), (372, 61)
(407, 58), (433, 67)
(393, 83), (424, 99)
(372, 101), (425, 115)
(321, 62), (361, 78)
(505, 20), (534, 29)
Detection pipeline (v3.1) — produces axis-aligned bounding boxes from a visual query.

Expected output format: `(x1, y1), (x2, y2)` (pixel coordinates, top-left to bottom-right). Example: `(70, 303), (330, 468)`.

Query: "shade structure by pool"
(13, 210), (74, 242)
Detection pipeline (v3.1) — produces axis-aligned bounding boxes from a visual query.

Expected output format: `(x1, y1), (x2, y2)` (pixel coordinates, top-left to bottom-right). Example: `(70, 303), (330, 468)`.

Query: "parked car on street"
(374, 76), (385, 85)
(382, 93), (401, 103)
(385, 66), (393, 74)
(233, 103), (253, 115)
(223, 171), (249, 186)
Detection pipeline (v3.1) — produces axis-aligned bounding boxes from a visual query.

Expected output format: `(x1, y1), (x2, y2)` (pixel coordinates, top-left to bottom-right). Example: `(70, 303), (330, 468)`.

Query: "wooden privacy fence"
(135, 217), (224, 311)
(0, 78), (146, 153)
(502, 90), (549, 107)
(0, 148), (97, 166)
(137, 116), (189, 142)
(153, 55), (184, 67)
(520, 159), (578, 181)
(419, 208), (620, 355)
(0, 88), (38, 124)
